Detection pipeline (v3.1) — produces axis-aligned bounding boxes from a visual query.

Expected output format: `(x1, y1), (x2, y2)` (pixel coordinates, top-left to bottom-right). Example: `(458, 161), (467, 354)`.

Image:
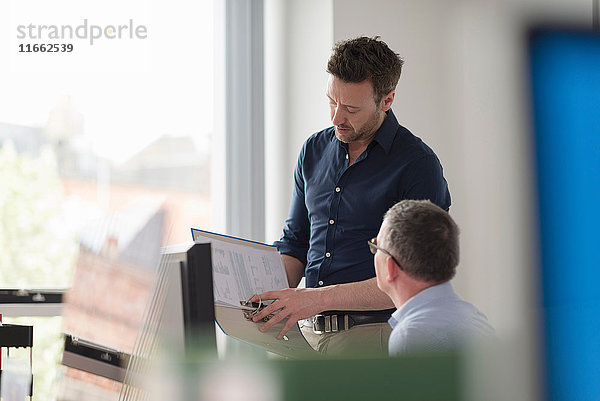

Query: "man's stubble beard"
(335, 109), (386, 144)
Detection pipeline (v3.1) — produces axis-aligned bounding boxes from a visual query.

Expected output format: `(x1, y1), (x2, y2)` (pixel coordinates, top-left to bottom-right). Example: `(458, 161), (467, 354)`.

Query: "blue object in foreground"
(529, 28), (600, 401)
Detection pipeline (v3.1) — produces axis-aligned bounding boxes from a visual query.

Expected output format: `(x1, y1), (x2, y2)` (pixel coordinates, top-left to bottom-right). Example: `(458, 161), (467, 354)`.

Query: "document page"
(190, 229), (316, 358)
(191, 229), (288, 307)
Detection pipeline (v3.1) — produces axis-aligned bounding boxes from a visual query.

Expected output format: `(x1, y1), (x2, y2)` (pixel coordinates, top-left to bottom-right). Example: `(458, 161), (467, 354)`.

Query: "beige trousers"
(301, 321), (392, 358)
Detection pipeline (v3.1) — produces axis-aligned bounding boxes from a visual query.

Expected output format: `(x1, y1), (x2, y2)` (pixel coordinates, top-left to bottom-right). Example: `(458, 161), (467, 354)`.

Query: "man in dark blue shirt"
(252, 36), (450, 356)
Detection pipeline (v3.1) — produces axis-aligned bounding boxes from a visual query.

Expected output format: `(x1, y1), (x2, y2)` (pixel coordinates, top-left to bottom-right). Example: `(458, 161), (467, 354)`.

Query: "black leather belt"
(312, 310), (393, 334)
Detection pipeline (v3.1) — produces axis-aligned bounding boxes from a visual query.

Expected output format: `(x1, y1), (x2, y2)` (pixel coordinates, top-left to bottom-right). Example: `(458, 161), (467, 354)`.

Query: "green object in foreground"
(134, 345), (461, 400)
(272, 353), (460, 401)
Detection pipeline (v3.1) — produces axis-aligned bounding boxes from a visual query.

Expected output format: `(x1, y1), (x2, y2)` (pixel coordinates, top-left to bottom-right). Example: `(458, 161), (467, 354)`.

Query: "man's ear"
(380, 90), (395, 112)
(386, 256), (399, 283)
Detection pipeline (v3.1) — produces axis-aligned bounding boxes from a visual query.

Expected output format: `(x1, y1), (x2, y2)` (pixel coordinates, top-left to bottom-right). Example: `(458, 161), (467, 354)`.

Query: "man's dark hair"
(383, 200), (459, 283)
(327, 36), (404, 102)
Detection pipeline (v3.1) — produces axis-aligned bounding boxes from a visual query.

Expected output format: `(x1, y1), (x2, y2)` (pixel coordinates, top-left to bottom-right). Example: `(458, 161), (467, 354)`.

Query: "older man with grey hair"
(369, 200), (495, 355)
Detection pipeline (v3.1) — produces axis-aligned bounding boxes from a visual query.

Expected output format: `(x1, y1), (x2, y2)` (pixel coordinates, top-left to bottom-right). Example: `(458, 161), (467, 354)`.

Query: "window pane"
(0, 0), (217, 399)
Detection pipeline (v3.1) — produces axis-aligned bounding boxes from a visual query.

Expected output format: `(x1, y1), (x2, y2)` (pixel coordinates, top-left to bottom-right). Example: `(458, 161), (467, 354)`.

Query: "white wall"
(264, 0), (333, 244)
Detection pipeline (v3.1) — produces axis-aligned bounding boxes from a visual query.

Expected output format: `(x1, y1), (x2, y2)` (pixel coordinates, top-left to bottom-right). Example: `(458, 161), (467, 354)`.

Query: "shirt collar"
(372, 109), (399, 154)
(331, 109), (400, 155)
(390, 281), (456, 324)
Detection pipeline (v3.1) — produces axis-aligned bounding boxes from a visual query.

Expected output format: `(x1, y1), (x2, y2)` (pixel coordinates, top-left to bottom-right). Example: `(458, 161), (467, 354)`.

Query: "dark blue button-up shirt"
(274, 109), (451, 288)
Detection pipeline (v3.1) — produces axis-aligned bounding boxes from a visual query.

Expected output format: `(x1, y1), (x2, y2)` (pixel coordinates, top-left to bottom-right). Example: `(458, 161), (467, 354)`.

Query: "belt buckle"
(312, 314), (325, 334)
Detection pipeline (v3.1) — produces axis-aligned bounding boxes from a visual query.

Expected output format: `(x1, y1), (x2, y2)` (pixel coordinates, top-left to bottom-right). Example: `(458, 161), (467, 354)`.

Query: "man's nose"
(331, 107), (346, 126)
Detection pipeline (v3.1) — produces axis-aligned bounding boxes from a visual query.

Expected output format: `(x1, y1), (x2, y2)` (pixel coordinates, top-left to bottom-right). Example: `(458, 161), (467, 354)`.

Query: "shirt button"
(345, 154), (349, 160)
(329, 219), (335, 225)
(318, 280), (324, 286)
(325, 252), (331, 258)
(335, 187), (341, 193)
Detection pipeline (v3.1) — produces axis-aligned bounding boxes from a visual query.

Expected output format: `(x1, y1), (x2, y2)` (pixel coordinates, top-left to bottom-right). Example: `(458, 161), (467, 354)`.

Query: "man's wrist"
(311, 283), (340, 312)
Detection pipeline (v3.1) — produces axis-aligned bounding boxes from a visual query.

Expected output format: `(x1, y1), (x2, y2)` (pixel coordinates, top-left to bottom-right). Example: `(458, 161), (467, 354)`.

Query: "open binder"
(191, 228), (316, 358)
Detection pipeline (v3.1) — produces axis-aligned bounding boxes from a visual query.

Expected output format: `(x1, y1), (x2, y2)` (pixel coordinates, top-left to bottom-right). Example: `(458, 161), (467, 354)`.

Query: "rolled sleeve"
(273, 147), (310, 264)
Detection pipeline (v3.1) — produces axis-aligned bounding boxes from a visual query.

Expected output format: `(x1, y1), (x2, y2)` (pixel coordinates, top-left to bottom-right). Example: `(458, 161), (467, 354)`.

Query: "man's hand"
(250, 288), (323, 340)
(250, 277), (394, 340)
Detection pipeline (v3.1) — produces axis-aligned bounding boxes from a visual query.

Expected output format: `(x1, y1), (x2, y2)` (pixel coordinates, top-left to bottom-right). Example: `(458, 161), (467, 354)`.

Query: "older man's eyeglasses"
(368, 238), (403, 270)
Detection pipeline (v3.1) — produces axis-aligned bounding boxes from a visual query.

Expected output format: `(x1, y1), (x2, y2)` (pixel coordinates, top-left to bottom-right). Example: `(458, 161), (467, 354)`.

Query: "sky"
(0, 0), (215, 164)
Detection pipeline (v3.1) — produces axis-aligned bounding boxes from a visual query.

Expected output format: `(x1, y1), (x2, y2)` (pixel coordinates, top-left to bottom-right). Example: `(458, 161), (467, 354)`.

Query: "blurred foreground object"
(529, 26), (600, 401)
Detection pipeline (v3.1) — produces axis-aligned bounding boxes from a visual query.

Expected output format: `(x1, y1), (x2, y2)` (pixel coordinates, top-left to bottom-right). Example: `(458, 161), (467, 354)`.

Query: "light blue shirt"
(388, 281), (495, 355)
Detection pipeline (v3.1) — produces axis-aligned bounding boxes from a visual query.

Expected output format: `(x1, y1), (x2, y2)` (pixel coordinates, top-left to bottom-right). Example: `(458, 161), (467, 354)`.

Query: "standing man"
(252, 36), (451, 356)
(371, 200), (495, 355)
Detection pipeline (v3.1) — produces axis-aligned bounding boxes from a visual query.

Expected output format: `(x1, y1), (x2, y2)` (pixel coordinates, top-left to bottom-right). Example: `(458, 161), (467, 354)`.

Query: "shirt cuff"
(273, 240), (307, 265)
